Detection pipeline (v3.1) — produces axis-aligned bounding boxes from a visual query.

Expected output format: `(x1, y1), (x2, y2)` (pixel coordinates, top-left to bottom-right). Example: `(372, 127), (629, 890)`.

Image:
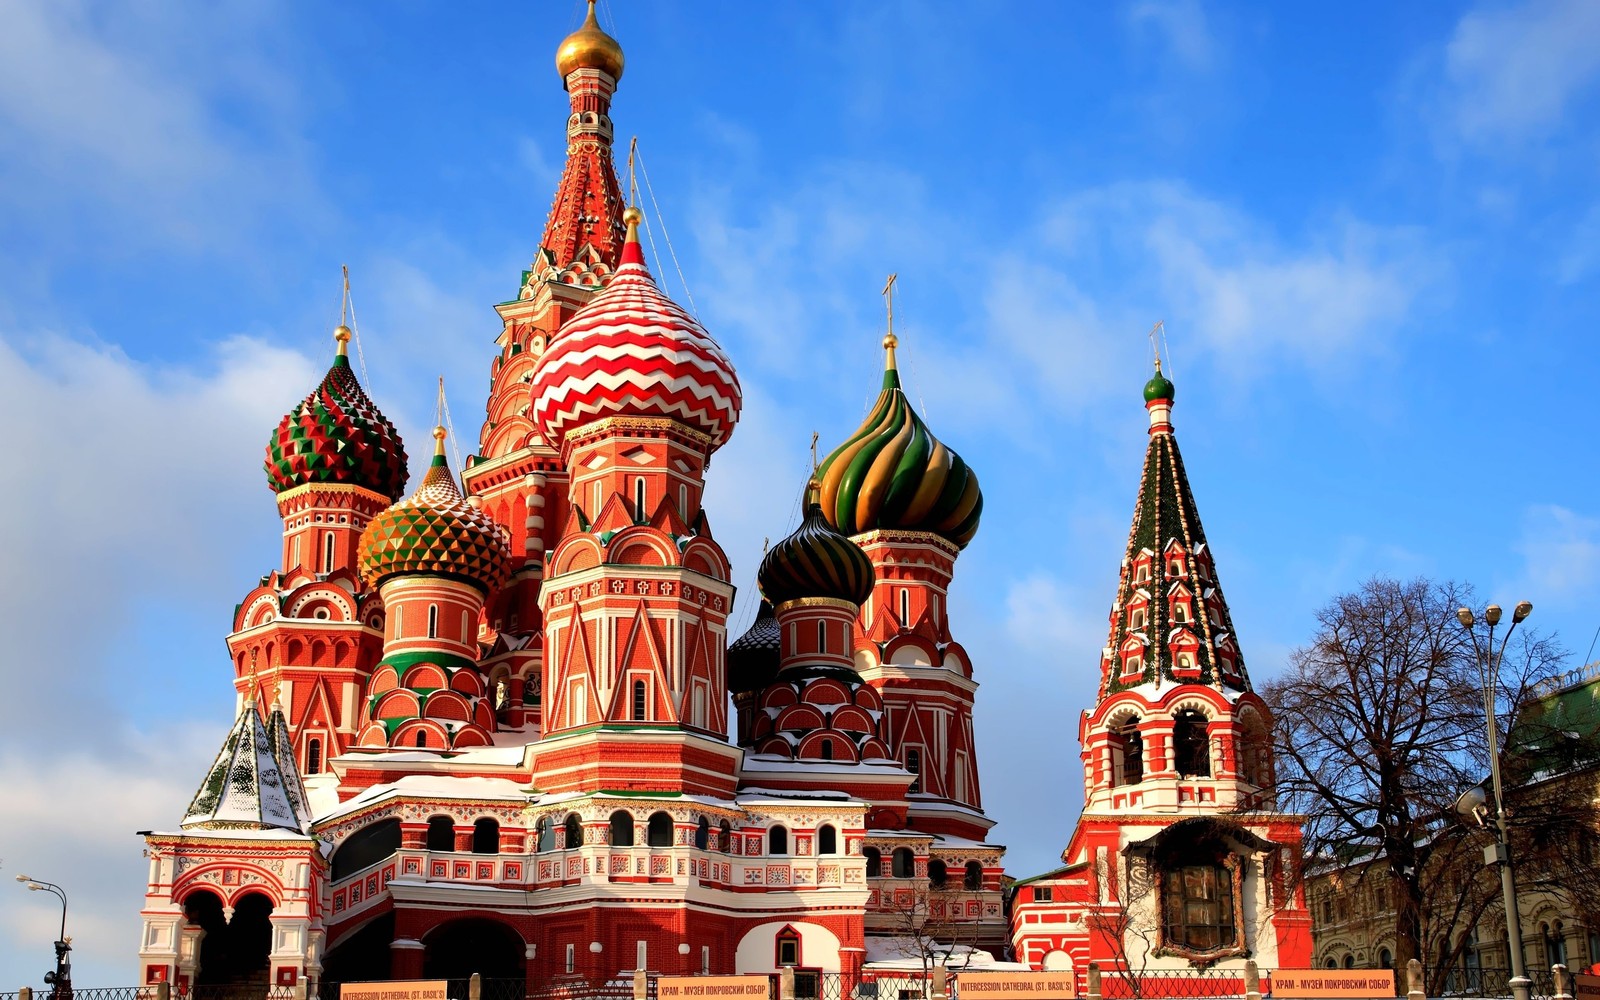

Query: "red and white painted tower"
(1010, 364), (1312, 982)
(527, 205), (742, 794)
(465, 0), (633, 734)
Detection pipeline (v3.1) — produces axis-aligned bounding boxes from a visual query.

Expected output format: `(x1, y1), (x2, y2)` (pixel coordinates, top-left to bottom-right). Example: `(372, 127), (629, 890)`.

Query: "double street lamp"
(14, 875), (71, 998)
(1455, 601), (1533, 1000)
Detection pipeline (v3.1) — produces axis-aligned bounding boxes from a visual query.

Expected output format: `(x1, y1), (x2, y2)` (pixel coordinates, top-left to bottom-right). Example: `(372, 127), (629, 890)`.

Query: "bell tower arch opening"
(422, 918), (527, 981)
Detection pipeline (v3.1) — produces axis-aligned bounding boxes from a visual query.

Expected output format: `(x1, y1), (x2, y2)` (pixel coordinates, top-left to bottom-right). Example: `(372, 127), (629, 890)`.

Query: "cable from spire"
(341, 265), (374, 390)
(632, 139), (699, 316)
(437, 376), (464, 472)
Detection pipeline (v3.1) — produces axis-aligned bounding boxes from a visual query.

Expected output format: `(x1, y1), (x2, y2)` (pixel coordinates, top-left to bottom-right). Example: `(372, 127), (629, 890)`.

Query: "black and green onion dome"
(757, 493), (876, 607)
(1144, 364), (1175, 403)
(816, 335), (982, 549)
(357, 429), (514, 595)
(266, 327), (409, 501)
(727, 599), (781, 694)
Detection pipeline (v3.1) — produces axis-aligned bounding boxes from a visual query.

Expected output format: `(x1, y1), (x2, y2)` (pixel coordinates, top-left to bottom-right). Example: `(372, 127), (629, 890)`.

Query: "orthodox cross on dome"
(1147, 319), (1164, 369)
(881, 273), (900, 366)
(809, 431), (819, 473)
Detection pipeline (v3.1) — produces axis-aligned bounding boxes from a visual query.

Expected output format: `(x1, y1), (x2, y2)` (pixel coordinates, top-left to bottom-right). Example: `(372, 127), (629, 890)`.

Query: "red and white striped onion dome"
(530, 208), (741, 453)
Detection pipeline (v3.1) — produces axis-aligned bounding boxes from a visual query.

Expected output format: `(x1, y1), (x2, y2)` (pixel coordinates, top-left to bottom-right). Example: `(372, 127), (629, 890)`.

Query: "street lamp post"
(1456, 601), (1533, 1000)
(15, 874), (71, 999)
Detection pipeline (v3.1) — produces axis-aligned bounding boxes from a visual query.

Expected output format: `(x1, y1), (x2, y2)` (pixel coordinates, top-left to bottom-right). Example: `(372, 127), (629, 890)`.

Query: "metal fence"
(1433, 968), (1558, 999)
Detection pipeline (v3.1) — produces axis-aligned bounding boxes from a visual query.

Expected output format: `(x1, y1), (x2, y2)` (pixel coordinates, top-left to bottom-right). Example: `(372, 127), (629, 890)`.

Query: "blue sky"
(2, 0), (1597, 986)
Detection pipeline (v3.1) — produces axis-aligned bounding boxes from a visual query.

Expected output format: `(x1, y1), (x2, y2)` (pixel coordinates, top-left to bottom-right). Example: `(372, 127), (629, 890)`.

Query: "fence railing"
(19, 963), (1592, 1000)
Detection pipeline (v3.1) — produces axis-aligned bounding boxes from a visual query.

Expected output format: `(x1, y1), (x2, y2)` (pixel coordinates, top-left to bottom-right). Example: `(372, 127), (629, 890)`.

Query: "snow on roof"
(737, 789), (863, 806)
(316, 773), (530, 824)
(147, 827), (315, 842)
(741, 755), (909, 775)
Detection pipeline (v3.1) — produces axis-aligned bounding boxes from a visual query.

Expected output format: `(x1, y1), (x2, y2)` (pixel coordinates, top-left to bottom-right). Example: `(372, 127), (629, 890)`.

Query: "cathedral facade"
(136, 5), (1004, 994)
(134, 5), (1312, 995)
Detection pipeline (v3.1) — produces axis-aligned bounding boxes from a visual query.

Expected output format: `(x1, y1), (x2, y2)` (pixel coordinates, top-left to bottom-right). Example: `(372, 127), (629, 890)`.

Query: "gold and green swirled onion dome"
(758, 486), (876, 607)
(816, 335), (983, 549)
(357, 428), (514, 595)
(266, 327), (408, 502)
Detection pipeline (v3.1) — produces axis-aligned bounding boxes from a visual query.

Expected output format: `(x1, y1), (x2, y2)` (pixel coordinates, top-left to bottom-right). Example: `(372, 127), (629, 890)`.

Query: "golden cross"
(882, 273), (899, 336)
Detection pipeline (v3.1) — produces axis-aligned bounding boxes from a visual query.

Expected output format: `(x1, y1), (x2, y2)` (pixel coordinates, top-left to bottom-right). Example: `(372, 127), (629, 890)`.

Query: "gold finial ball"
(333, 324), (352, 344)
(556, 2), (625, 81)
(622, 206), (643, 226)
(432, 426), (448, 442)
(883, 333), (899, 350)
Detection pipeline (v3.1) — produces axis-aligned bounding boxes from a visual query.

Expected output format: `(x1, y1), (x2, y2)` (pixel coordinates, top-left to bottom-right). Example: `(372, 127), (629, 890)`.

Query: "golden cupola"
(556, 0), (625, 82)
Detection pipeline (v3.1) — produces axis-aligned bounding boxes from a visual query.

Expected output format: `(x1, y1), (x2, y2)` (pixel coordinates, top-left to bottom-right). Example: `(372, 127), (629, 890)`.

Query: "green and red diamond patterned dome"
(357, 429), (515, 595)
(266, 328), (409, 501)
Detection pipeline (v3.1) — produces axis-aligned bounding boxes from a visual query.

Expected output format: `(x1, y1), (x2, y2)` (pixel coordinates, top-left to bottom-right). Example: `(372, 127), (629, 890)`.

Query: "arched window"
(964, 860), (983, 890)
(818, 824), (838, 855)
(632, 680), (647, 722)
(899, 589), (910, 625)
(864, 847), (881, 877)
(1173, 603), (1188, 623)
(472, 818), (500, 854)
(1161, 862), (1236, 953)
(817, 620), (827, 653)
(634, 477), (647, 519)
(892, 847), (914, 878)
(776, 926), (801, 968)
(1342, 955), (1355, 969)
(769, 825), (789, 856)
(1324, 959), (1338, 969)
(536, 817), (553, 852)
(322, 533), (335, 573)
(679, 485), (688, 517)
(427, 604), (438, 639)
(306, 738), (322, 775)
(719, 819), (732, 853)
(330, 818), (401, 880)
(1379, 947), (1394, 969)
(695, 816), (709, 850)
(928, 859), (948, 888)
(647, 811), (673, 848)
(1173, 709), (1211, 777)
(610, 810), (635, 847)
(1114, 718), (1144, 786)
(906, 747), (922, 793)
(426, 815), (454, 852)
(563, 813), (582, 850)
(820, 738), (833, 761)
(291, 535), (301, 567)
(1130, 608), (1145, 630)
(416, 730), (428, 748)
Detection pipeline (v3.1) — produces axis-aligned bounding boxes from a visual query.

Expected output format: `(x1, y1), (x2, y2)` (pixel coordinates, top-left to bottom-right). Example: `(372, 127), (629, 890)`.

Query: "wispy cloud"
(1439, 0), (1600, 145)
(1125, 0), (1215, 73)
(1515, 503), (1600, 602)
(0, 0), (319, 248)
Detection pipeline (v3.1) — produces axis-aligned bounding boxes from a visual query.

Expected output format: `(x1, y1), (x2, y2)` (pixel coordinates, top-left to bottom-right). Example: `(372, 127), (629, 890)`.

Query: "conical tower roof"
(1098, 364), (1251, 700)
(182, 700), (312, 833)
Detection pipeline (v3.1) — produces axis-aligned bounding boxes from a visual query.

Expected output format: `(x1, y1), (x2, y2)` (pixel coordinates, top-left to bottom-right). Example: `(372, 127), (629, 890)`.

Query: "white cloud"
(1441, 0), (1600, 144)
(1515, 503), (1600, 599)
(1045, 182), (1434, 375)
(0, 725), (221, 989)
(0, 0), (318, 246)
(0, 331), (318, 741)
(1126, 0), (1215, 73)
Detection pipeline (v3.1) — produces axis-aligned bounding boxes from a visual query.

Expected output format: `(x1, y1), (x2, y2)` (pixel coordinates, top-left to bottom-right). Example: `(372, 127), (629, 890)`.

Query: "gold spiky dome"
(556, 0), (625, 82)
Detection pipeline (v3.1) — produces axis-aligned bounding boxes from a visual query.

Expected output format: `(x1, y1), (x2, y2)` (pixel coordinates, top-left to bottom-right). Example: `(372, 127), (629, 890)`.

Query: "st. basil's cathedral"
(135, 4), (1311, 995)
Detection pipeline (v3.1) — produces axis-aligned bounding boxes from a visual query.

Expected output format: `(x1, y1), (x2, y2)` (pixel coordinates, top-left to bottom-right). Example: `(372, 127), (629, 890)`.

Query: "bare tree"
(1262, 577), (1570, 991)
(1083, 854), (1161, 998)
(881, 884), (983, 998)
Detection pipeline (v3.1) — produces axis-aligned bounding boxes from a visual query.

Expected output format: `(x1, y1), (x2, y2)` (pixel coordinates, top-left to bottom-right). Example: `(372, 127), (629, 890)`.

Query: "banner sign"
(339, 982), (449, 1000)
(1571, 973), (1600, 1000)
(1272, 971), (1397, 998)
(955, 972), (1077, 999)
(656, 977), (771, 999)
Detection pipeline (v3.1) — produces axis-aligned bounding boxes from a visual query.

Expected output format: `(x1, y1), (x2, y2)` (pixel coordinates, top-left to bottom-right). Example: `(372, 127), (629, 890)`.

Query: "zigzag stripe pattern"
(531, 258), (741, 451)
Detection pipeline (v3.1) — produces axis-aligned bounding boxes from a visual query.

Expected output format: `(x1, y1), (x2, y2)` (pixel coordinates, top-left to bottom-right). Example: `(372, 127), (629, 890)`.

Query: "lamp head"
(1453, 786), (1490, 827)
(1514, 600), (1532, 624)
(27, 883), (41, 891)
(1485, 604), (1503, 626)
(14, 875), (30, 882)
(1457, 607), (1474, 628)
